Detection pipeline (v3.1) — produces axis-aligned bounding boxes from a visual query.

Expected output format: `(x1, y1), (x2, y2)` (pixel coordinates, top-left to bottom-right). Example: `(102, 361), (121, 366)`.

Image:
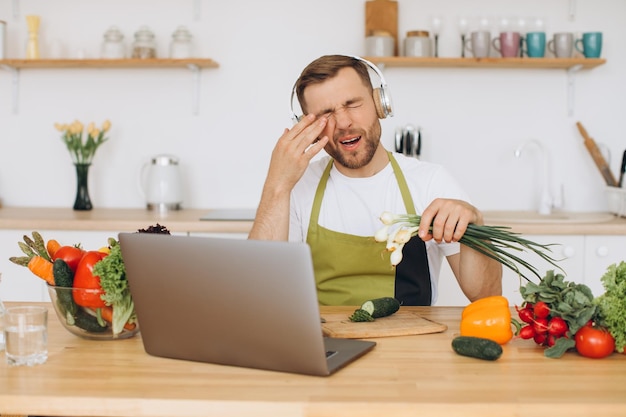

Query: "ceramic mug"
(523, 32), (546, 58)
(548, 32), (574, 58)
(575, 32), (602, 58)
(492, 31), (521, 58)
(465, 30), (491, 58)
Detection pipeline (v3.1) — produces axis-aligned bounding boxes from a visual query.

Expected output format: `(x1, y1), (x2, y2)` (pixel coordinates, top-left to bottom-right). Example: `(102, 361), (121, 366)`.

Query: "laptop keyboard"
(326, 350), (337, 359)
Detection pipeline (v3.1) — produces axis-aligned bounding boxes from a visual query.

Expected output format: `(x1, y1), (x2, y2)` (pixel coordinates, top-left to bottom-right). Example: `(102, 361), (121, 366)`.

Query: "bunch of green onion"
(375, 212), (562, 282)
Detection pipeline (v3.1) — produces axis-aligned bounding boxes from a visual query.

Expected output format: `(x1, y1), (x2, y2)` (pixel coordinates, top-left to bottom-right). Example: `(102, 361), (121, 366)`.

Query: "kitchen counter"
(1, 303), (625, 417)
(0, 206), (253, 234)
(0, 207), (625, 235)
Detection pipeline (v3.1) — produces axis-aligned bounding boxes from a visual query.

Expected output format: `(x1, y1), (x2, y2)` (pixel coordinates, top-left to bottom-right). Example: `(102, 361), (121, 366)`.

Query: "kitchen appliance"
(139, 154), (183, 211)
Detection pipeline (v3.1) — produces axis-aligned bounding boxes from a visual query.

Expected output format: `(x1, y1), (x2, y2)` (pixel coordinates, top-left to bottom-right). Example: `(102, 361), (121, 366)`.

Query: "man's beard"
(326, 120), (381, 170)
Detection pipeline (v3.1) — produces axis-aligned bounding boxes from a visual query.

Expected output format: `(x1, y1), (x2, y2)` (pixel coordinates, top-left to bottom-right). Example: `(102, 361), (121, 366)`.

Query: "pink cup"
(492, 31), (521, 58)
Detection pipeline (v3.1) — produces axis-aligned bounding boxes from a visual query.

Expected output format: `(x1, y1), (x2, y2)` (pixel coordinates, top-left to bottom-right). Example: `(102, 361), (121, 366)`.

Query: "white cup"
(465, 30), (491, 58)
(365, 35), (394, 57)
(548, 32), (574, 58)
(4, 306), (48, 366)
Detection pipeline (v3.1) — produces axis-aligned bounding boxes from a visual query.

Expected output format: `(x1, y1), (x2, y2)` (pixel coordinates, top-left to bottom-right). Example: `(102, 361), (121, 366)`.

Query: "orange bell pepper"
(460, 295), (513, 345)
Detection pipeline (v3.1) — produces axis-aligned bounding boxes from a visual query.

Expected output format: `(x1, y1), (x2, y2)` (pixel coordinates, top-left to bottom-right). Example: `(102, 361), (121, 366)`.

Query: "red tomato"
(72, 251), (108, 308)
(575, 325), (615, 359)
(52, 246), (85, 272)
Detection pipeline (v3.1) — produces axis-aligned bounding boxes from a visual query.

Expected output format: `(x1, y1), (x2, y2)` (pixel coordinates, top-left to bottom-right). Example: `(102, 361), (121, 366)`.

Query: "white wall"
(0, 0), (624, 213)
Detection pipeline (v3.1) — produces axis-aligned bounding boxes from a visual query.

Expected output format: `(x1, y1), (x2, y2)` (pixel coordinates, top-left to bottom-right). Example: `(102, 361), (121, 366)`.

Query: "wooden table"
(1, 303), (625, 417)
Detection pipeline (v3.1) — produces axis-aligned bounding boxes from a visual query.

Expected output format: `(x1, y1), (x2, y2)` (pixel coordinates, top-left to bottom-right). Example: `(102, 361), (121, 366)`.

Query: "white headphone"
(289, 56), (394, 124)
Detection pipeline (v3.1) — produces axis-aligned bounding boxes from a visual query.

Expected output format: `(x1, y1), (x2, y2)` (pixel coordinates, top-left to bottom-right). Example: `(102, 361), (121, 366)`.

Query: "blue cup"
(576, 32), (602, 58)
(523, 32), (546, 58)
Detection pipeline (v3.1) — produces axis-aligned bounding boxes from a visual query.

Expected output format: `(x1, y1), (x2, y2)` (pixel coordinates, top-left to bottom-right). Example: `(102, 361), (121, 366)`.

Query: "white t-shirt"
(289, 152), (471, 303)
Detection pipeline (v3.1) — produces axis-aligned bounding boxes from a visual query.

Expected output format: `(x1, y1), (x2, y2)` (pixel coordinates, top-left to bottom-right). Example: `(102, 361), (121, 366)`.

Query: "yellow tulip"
(101, 120), (111, 132)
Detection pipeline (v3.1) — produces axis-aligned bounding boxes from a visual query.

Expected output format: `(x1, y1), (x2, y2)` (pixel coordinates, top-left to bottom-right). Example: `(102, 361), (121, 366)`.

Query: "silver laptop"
(118, 233), (376, 376)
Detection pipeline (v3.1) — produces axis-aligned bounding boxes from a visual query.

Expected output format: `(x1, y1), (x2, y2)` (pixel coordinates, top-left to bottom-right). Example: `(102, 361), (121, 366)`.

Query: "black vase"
(73, 163), (93, 211)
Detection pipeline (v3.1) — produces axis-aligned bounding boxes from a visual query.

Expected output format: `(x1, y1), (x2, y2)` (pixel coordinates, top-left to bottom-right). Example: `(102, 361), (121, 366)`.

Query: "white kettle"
(139, 154), (183, 211)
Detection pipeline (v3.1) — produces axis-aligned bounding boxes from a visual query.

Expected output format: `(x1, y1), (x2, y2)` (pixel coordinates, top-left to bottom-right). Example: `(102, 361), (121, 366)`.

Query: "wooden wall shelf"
(363, 57), (606, 70)
(0, 58), (219, 115)
(0, 58), (219, 69)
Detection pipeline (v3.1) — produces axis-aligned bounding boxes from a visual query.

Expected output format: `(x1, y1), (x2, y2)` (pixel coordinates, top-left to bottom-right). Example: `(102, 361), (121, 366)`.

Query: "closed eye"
(317, 98), (364, 119)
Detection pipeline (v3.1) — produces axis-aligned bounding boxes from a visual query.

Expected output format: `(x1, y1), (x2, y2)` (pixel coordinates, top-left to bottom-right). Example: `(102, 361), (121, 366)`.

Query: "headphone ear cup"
(372, 88), (388, 119)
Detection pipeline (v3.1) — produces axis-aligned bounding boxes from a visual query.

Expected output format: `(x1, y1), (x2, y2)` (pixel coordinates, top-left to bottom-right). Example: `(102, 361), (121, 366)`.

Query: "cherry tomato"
(575, 325), (615, 359)
(52, 245), (85, 273)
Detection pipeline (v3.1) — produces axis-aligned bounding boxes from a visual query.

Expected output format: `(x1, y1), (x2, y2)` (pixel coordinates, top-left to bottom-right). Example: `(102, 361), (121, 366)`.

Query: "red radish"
(533, 301), (550, 319)
(516, 305), (535, 324)
(534, 332), (547, 345)
(533, 317), (549, 335)
(519, 325), (536, 340)
(548, 317), (568, 337)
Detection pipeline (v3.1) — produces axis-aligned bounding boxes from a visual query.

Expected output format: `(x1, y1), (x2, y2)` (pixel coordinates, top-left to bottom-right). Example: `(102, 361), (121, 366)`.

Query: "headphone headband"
(289, 55), (393, 124)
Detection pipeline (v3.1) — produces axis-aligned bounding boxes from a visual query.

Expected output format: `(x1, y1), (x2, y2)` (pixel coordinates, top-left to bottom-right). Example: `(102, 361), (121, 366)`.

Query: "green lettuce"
(92, 239), (135, 336)
(593, 261), (626, 353)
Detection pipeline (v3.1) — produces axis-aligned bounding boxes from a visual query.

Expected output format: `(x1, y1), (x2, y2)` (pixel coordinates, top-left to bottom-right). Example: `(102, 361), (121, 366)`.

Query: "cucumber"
(451, 336), (503, 361)
(74, 309), (108, 333)
(349, 309), (375, 322)
(360, 297), (400, 318)
(52, 258), (77, 321)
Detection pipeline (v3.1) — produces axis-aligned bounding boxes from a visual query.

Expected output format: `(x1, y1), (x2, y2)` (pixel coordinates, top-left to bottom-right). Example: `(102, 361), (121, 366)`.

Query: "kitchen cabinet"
(435, 234), (626, 306)
(0, 58), (219, 114)
(583, 235), (626, 297)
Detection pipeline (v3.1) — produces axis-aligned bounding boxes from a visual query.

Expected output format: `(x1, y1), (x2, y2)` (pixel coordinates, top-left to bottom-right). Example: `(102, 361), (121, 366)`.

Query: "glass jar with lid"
(169, 26), (193, 59)
(131, 26), (157, 59)
(404, 30), (432, 57)
(101, 26), (125, 59)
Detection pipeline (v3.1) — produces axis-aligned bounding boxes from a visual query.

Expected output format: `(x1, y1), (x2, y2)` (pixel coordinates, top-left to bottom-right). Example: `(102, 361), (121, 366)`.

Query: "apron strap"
(308, 158), (334, 237)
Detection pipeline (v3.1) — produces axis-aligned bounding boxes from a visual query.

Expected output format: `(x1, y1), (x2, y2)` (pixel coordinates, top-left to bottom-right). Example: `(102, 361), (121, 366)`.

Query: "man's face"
(302, 67), (382, 171)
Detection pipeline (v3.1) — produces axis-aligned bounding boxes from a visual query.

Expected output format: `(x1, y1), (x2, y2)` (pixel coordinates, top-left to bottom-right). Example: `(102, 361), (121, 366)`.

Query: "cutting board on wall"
(321, 309), (447, 339)
(365, 0), (399, 55)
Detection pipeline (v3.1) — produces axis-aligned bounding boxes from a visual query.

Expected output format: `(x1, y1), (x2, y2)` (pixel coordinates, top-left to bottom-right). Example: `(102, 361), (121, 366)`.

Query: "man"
(249, 55), (501, 306)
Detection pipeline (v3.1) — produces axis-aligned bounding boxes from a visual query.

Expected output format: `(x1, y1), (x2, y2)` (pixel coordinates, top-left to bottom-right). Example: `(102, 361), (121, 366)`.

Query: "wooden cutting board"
(365, 0), (399, 55)
(321, 308), (448, 339)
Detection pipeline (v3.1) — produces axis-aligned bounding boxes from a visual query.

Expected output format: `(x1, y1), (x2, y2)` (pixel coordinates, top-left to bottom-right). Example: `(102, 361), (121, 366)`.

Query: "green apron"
(306, 152), (431, 306)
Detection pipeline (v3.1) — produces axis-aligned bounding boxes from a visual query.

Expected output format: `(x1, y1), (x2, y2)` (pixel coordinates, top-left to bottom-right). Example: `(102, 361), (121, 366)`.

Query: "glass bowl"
(47, 285), (139, 340)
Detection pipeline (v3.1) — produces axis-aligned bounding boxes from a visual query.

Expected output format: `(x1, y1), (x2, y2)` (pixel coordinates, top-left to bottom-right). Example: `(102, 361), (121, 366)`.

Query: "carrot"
(99, 306), (137, 331)
(46, 239), (62, 258)
(27, 255), (55, 285)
